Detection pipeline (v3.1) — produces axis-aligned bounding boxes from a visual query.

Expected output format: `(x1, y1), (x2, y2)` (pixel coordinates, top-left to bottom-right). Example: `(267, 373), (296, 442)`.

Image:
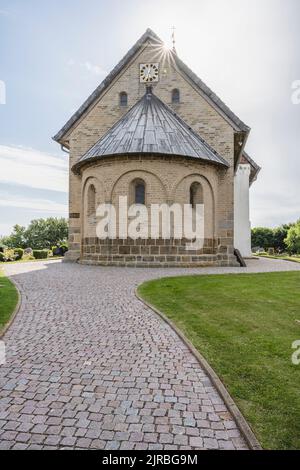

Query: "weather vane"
(171, 26), (177, 54)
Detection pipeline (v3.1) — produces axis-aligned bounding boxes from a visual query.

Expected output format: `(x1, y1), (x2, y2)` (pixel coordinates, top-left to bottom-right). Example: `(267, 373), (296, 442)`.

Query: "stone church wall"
(65, 40), (236, 266)
(77, 156), (237, 267)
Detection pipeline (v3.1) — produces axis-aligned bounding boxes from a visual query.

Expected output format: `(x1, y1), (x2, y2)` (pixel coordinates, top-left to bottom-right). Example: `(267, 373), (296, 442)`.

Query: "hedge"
(14, 248), (24, 261)
(33, 249), (49, 259)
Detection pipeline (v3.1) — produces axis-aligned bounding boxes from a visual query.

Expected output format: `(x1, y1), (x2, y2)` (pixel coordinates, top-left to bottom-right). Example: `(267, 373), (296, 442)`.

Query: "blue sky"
(0, 0), (299, 235)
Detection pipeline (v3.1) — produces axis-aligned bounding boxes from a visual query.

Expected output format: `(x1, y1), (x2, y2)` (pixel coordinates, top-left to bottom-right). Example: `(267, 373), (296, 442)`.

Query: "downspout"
(61, 144), (69, 154)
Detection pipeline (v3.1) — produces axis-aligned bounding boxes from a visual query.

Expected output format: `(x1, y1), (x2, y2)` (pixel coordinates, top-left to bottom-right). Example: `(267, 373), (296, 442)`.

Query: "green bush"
(0, 252), (5, 262)
(1, 249), (17, 262)
(33, 249), (49, 259)
(23, 254), (35, 261)
(60, 244), (68, 255)
(14, 248), (24, 261)
(52, 244), (68, 257)
(285, 221), (300, 255)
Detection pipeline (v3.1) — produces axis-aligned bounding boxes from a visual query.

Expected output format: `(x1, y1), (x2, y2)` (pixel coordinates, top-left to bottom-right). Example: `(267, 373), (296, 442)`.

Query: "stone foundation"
(80, 238), (239, 268)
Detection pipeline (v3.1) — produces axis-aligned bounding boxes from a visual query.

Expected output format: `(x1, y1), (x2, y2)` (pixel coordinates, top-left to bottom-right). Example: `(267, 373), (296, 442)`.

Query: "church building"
(54, 29), (260, 267)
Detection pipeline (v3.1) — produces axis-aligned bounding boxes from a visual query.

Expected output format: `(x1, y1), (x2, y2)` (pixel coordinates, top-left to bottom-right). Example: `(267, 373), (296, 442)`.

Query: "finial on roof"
(172, 26), (177, 54)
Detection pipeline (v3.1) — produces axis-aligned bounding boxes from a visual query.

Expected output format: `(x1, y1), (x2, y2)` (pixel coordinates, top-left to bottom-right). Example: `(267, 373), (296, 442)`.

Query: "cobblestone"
(1, 258), (293, 449)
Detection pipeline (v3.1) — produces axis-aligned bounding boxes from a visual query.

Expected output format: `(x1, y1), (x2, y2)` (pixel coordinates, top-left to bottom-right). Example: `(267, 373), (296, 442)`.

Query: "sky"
(0, 0), (299, 236)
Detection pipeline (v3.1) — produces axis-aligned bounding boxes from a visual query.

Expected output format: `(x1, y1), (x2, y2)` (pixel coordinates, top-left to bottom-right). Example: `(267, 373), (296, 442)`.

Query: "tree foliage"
(251, 227), (274, 250)
(0, 218), (68, 250)
(285, 220), (300, 254)
(252, 221), (300, 254)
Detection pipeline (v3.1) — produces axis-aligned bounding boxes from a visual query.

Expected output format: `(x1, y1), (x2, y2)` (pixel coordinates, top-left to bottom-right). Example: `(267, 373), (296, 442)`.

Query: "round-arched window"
(87, 184), (96, 216)
(190, 182), (203, 208)
(135, 181), (145, 205)
(130, 179), (146, 205)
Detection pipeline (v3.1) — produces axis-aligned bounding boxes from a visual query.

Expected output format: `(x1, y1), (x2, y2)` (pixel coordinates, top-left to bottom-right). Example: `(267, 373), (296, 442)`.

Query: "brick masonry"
(82, 237), (227, 268)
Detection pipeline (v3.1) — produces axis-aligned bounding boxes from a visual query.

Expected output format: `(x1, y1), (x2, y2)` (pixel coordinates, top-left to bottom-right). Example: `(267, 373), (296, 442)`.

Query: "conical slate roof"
(73, 88), (229, 173)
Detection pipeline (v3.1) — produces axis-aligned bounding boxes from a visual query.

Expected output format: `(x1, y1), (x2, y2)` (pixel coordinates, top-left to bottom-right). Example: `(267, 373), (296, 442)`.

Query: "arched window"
(190, 182), (203, 208)
(119, 92), (128, 107)
(87, 184), (96, 217)
(130, 179), (146, 205)
(172, 89), (180, 104)
(135, 181), (145, 205)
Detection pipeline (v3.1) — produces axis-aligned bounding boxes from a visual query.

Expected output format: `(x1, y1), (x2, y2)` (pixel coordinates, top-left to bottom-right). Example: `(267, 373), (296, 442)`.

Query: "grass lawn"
(0, 270), (19, 333)
(138, 271), (300, 450)
(257, 254), (300, 264)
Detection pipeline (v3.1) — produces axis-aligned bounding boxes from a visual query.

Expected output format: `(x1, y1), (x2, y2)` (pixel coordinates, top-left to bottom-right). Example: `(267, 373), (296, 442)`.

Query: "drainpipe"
(61, 144), (69, 154)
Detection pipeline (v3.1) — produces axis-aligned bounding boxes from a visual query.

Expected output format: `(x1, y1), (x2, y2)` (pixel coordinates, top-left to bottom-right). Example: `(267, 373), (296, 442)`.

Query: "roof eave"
(72, 152), (230, 176)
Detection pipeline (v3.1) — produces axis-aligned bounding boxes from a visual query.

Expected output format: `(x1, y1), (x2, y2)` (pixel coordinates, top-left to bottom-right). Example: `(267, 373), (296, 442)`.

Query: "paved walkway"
(1, 258), (299, 450)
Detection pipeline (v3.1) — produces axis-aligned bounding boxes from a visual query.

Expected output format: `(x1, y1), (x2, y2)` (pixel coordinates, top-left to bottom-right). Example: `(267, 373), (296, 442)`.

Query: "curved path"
(1, 258), (299, 450)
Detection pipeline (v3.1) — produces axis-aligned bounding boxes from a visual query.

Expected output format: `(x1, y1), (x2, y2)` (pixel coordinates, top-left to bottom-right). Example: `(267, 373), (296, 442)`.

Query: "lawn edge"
(135, 287), (262, 451)
(0, 273), (21, 339)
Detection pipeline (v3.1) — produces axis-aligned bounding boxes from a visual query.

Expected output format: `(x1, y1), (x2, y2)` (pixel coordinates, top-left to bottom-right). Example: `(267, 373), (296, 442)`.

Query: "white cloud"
(0, 145), (68, 193)
(82, 61), (107, 76)
(0, 195), (67, 214)
(67, 59), (107, 76)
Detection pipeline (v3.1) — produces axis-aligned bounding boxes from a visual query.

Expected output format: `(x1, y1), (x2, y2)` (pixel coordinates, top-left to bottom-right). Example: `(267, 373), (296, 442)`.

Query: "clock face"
(140, 63), (159, 83)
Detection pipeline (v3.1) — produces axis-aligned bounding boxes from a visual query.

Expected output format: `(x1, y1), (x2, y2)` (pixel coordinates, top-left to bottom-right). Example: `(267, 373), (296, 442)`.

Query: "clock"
(140, 63), (159, 83)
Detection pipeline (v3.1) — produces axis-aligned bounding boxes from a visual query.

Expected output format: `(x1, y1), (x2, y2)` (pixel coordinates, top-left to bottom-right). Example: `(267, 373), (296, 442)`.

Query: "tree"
(25, 218), (68, 249)
(0, 225), (27, 248)
(285, 221), (300, 254)
(0, 218), (68, 250)
(251, 227), (274, 250)
(273, 224), (293, 252)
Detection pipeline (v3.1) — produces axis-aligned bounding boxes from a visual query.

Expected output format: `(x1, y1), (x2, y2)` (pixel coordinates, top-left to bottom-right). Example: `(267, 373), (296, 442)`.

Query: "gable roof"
(53, 28), (250, 144)
(72, 87), (229, 174)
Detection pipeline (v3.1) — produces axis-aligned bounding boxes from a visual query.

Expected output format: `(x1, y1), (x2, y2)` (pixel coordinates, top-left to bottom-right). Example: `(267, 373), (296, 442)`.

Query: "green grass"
(138, 272), (300, 450)
(256, 254), (300, 263)
(0, 269), (19, 332)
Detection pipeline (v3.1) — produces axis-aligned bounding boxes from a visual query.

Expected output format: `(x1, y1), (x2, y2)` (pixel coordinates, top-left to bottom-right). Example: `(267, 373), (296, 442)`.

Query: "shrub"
(14, 248), (24, 261)
(23, 254), (35, 261)
(3, 249), (17, 262)
(33, 249), (49, 259)
(285, 221), (300, 255)
(60, 244), (68, 255)
(0, 252), (5, 262)
(52, 244), (68, 257)
(52, 245), (61, 256)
